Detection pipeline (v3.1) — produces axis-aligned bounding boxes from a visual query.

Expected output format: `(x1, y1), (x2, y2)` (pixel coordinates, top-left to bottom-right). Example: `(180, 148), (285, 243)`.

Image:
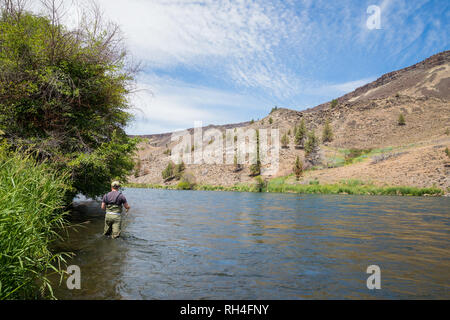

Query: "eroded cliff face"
(130, 51), (450, 191)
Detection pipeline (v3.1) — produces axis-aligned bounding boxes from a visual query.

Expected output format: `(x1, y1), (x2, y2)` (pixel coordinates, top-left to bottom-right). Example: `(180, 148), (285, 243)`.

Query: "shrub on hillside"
(174, 161), (186, 180)
(330, 99), (338, 108)
(322, 120), (333, 143)
(304, 130), (318, 155)
(295, 119), (306, 148)
(162, 161), (175, 181)
(281, 133), (289, 148)
(293, 156), (303, 181)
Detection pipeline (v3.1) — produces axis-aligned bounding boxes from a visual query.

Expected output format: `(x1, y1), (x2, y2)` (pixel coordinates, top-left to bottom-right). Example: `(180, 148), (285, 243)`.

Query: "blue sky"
(91, 0), (448, 134)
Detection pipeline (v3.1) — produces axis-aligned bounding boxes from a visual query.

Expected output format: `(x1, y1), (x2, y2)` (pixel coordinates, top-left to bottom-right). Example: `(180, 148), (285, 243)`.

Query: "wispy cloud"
(127, 74), (270, 134)
(29, 0), (449, 134)
(94, 0), (311, 96)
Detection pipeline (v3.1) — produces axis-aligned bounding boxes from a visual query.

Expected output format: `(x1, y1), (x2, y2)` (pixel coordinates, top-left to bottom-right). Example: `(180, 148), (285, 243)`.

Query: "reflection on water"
(52, 189), (450, 299)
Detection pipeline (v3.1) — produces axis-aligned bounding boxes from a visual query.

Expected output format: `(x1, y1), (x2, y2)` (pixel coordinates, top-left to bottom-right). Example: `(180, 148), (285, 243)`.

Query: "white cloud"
(126, 74), (269, 134)
(94, 0), (303, 95)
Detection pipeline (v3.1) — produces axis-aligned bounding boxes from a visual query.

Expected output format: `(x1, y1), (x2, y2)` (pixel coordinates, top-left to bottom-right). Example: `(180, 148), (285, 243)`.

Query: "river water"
(52, 188), (450, 299)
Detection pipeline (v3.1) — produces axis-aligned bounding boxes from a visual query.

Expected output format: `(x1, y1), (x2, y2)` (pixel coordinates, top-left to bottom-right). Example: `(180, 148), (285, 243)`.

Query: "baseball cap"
(111, 181), (121, 188)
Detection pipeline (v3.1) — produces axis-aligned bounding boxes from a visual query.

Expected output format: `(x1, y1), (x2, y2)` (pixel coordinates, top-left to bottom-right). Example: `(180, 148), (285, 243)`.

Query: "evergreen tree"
(293, 156), (303, 181)
(249, 129), (261, 176)
(174, 161), (185, 180)
(281, 133), (289, 148)
(304, 129), (318, 156)
(162, 162), (175, 181)
(322, 119), (333, 143)
(295, 119), (306, 147)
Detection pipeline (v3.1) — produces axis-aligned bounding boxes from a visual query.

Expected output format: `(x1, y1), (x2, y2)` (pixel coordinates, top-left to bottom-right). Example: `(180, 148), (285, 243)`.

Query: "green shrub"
(330, 99), (338, 108)
(293, 156), (303, 180)
(295, 119), (306, 147)
(233, 153), (242, 172)
(322, 119), (333, 143)
(249, 129), (261, 176)
(344, 148), (372, 164)
(281, 133), (289, 148)
(398, 114), (406, 125)
(174, 161), (186, 180)
(176, 181), (192, 190)
(304, 130), (318, 155)
(134, 158), (142, 178)
(162, 161), (175, 181)
(252, 176), (266, 192)
(269, 117), (273, 125)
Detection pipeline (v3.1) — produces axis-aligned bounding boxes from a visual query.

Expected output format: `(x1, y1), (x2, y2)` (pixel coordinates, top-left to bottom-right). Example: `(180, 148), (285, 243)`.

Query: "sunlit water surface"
(52, 189), (450, 299)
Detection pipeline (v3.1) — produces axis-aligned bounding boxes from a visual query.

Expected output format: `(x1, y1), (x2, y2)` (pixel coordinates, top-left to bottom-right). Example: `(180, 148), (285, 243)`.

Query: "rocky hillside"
(129, 51), (450, 192)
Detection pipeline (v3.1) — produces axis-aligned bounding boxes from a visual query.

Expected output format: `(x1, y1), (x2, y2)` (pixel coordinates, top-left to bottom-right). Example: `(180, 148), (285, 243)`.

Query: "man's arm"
(119, 194), (130, 212)
(101, 194), (106, 210)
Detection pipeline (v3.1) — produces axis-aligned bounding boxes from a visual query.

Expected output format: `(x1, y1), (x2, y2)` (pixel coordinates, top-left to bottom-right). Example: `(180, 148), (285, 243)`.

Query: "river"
(52, 188), (450, 299)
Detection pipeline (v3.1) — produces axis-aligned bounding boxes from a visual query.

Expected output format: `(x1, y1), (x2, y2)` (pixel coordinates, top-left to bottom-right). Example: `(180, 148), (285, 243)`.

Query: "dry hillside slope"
(130, 51), (450, 193)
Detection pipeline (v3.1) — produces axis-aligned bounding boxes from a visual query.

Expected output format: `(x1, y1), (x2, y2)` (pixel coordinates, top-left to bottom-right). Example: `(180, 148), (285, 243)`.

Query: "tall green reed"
(0, 145), (71, 299)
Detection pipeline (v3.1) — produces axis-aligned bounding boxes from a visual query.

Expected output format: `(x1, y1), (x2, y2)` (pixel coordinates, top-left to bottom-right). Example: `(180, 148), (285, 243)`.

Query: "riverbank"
(125, 177), (444, 197)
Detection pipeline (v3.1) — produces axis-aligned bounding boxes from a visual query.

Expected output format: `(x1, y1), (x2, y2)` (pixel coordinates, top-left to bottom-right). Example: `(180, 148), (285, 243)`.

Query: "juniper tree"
(174, 161), (186, 180)
(162, 161), (175, 181)
(293, 156), (303, 181)
(295, 119), (306, 147)
(249, 129), (261, 176)
(322, 119), (333, 143)
(304, 129), (318, 156)
(281, 133), (289, 148)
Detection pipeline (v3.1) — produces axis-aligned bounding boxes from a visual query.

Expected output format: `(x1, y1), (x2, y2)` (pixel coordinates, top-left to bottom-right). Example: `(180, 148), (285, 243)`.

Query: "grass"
(327, 145), (412, 168)
(125, 177), (443, 197)
(266, 178), (442, 196)
(0, 144), (72, 299)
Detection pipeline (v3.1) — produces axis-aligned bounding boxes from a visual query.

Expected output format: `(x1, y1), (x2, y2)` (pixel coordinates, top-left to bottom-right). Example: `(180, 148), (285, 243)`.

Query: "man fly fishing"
(101, 181), (130, 239)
